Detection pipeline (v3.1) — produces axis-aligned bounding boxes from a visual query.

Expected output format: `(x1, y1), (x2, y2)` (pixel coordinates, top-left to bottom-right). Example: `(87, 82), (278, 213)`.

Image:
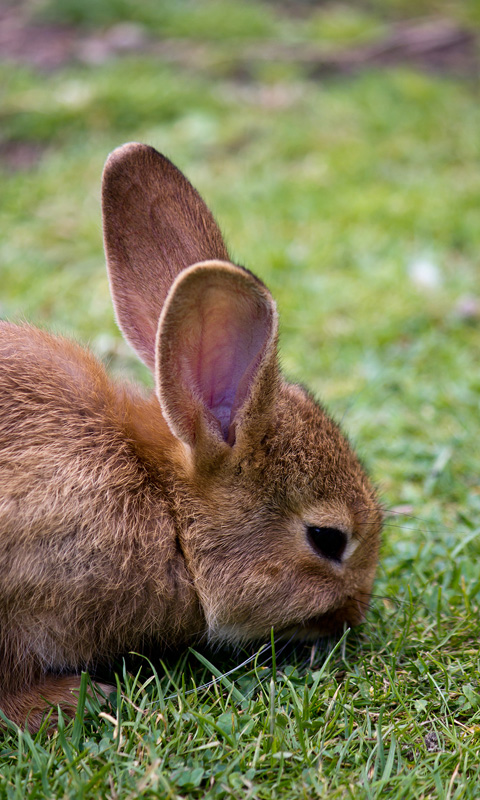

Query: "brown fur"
(0, 143), (382, 731)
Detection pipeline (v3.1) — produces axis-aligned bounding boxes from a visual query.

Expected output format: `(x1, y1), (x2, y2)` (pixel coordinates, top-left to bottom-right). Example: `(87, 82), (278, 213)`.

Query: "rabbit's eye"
(307, 526), (347, 563)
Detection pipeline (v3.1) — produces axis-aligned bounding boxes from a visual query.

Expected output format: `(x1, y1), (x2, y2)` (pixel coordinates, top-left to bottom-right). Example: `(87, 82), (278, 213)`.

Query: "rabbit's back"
(0, 322), (202, 692)
(0, 322), (140, 545)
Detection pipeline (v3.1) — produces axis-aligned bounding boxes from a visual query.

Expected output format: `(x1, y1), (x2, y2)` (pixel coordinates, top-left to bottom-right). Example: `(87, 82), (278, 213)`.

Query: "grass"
(1, 0), (480, 796)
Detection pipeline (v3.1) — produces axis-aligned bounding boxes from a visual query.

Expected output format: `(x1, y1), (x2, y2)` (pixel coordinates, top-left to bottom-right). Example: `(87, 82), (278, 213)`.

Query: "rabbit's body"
(0, 144), (382, 730)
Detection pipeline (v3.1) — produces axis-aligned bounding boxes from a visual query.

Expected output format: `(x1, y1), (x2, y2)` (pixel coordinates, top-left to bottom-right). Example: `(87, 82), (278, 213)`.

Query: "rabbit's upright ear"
(156, 261), (279, 456)
(102, 143), (229, 371)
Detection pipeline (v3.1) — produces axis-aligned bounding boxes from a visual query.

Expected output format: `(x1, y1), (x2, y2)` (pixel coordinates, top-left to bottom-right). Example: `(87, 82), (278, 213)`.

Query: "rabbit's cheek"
(193, 563), (343, 642)
(277, 568), (377, 639)
(210, 545), (376, 642)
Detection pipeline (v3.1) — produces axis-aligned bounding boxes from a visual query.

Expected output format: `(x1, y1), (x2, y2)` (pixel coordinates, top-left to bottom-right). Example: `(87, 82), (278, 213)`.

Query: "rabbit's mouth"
(290, 597), (370, 639)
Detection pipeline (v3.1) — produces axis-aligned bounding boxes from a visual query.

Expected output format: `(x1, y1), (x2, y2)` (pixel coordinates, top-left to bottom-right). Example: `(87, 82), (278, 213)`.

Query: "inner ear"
(180, 284), (268, 442)
(156, 261), (278, 449)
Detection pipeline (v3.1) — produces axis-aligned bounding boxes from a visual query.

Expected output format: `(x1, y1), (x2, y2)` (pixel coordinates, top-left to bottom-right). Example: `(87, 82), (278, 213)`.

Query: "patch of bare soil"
(0, 3), (152, 69)
(0, 3), (77, 70)
(251, 19), (478, 77)
(0, 140), (46, 171)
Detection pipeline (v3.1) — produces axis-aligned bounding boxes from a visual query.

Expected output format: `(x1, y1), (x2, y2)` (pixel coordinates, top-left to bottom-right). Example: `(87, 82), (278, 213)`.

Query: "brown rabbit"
(0, 143), (382, 731)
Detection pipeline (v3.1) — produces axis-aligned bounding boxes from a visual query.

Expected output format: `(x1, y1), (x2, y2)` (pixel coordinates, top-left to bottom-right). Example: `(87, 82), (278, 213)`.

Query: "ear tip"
(176, 261), (277, 309)
(102, 142), (168, 184)
(104, 141), (147, 166)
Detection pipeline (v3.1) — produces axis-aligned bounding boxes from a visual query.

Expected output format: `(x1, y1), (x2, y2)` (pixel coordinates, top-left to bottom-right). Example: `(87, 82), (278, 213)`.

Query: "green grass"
(1, 0), (480, 796)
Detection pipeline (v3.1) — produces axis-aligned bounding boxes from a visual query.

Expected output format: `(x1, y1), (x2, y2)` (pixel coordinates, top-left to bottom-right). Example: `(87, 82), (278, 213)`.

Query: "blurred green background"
(1, 1), (480, 793)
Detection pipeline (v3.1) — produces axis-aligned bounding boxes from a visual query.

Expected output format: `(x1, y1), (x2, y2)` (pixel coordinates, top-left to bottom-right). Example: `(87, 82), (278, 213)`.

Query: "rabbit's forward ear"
(156, 261), (279, 455)
(102, 143), (229, 371)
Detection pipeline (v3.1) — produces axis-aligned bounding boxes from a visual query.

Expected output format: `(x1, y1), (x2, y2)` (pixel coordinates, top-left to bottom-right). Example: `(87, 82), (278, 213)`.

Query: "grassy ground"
(1, 0), (480, 796)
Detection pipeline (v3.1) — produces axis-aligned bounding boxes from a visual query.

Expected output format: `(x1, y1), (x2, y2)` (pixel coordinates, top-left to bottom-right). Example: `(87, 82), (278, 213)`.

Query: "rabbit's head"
(103, 144), (382, 645)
